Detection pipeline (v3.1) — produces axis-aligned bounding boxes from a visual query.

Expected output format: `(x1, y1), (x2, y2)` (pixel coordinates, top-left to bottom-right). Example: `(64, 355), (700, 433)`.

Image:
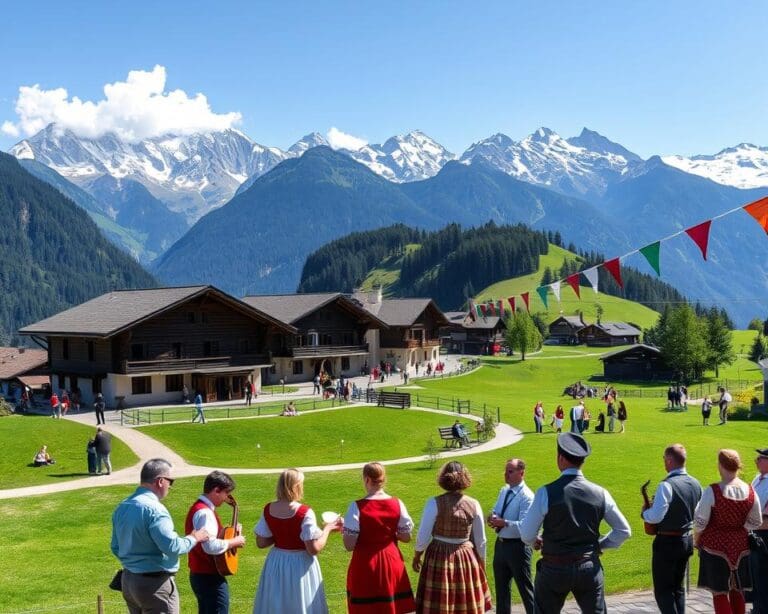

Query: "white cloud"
(326, 127), (367, 151)
(3, 65), (242, 141)
(1, 121), (19, 137)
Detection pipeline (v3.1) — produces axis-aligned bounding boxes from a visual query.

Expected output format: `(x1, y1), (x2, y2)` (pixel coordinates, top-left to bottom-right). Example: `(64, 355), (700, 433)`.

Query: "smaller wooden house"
(548, 315), (587, 345)
(579, 321), (641, 347)
(441, 311), (506, 355)
(600, 344), (673, 381)
(0, 347), (49, 402)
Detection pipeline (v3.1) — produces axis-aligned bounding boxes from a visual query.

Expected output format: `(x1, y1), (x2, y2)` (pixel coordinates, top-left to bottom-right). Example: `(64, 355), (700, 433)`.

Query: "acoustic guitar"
(640, 480), (658, 536)
(214, 495), (240, 576)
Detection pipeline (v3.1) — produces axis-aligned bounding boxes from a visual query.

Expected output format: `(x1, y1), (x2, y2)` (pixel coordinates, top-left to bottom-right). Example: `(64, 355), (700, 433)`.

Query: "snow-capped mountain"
(343, 131), (456, 183)
(662, 143), (768, 189)
(10, 124), (290, 221)
(460, 127), (643, 199)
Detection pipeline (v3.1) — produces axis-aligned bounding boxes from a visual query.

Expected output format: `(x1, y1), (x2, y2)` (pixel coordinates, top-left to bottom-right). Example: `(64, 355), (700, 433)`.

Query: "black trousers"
(534, 555), (605, 614)
(750, 530), (768, 614)
(652, 534), (693, 614)
(493, 538), (534, 614)
(190, 573), (229, 614)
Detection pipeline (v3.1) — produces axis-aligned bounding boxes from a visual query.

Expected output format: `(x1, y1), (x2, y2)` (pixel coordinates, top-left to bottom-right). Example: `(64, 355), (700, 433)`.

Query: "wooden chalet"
(353, 289), (449, 370)
(241, 293), (385, 383)
(0, 347), (49, 402)
(578, 321), (641, 347)
(600, 344), (674, 381)
(441, 311), (506, 355)
(548, 315), (587, 345)
(18, 286), (294, 407)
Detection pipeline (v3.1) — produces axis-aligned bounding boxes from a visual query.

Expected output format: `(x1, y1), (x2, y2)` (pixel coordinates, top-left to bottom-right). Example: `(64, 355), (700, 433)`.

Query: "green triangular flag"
(639, 241), (661, 276)
(536, 286), (548, 309)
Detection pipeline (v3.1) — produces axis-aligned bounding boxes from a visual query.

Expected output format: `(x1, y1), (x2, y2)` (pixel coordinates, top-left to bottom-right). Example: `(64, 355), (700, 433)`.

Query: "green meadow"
(1, 344), (765, 613)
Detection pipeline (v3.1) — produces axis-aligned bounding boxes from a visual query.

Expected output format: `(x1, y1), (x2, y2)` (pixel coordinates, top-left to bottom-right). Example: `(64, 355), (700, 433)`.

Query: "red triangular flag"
(479, 304), (487, 317)
(685, 220), (712, 260)
(508, 296), (516, 313)
(521, 292), (530, 312)
(488, 301), (495, 316)
(744, 196), (768, 234)
(603, 258), (623, 289)
(566, 273), (581, 299)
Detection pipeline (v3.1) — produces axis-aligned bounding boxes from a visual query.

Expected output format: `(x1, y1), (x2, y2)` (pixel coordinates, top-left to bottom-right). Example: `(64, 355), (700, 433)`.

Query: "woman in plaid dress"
(412, 461), (492, 613)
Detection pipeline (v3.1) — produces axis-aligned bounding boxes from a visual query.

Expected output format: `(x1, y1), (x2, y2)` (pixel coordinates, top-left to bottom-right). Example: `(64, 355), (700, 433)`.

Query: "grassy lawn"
(2, 347), (766, 612)
(0, 414), (138, 489)
(139, 407), (462, 467)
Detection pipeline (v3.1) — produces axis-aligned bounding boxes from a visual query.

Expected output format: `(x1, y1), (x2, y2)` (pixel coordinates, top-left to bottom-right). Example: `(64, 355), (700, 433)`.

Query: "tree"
(705, 311), (735, 378)
(748, 318), (764, 331)
(749, 334), (767, 362)
(596, 303), (604, 324)
(658, 305), (709, 381)
(505, 311), (543, 361)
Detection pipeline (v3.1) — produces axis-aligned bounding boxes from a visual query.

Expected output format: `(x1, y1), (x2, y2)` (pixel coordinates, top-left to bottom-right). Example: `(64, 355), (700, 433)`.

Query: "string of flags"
(468, 195), (768, 320)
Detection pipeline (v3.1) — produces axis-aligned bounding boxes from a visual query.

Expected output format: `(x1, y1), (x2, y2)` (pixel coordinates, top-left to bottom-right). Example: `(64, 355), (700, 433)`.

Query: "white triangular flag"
(583, 267), (599, 294)
(550, 280), (561, 302)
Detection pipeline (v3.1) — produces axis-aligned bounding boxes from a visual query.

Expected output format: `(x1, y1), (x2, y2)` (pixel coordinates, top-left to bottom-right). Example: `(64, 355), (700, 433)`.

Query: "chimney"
(18, 348), (25, 354)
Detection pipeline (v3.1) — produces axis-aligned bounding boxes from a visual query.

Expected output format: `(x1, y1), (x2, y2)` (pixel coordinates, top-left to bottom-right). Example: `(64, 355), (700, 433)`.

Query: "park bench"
(376, 391), (411, 409)
(438, 426), (462, 448)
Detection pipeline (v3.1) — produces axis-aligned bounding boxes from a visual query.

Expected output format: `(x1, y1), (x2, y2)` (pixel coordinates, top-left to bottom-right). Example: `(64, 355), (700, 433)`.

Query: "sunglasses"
(158, 476), (175, 486)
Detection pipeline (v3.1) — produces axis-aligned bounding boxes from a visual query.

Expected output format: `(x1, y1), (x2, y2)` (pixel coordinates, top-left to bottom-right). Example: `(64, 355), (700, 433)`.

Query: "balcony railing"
(391, 339), (441, 349)
(288, 344), (369, 358)
(121, 354), (270, 374)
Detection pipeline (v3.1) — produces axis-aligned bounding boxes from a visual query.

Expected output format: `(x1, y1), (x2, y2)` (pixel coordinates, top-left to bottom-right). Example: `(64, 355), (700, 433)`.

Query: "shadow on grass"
(48, 472), (94, 478)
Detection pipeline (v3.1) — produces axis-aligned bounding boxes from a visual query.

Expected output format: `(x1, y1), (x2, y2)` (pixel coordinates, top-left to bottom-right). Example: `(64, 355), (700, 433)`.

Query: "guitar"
(641, 480), (658, 536)
(214, 495), (240, 576)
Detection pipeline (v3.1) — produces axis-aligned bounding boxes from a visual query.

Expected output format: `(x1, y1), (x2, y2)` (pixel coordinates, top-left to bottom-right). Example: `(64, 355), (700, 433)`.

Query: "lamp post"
(279, 378), (285, 395)
(340, 439), (344, 461)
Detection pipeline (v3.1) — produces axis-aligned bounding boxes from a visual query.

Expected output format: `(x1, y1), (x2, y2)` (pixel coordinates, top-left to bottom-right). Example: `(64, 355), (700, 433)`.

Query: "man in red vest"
(185, 471), (246, 613)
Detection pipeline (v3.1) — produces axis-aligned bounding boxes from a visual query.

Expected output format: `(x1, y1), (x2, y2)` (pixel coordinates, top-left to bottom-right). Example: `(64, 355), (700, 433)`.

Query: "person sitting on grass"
(281, 401), (298, 416)
(33, 445), (55, 466)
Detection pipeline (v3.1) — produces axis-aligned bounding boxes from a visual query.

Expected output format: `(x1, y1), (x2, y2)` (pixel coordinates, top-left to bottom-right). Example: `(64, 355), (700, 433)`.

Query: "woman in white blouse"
(412, 461), (492, 613)
(693, 449), (762, 614)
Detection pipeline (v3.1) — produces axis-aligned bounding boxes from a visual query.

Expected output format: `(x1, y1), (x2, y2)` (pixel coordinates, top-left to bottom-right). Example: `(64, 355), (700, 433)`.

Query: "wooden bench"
(377, 391), (411, 409)
(438, 427), (460, 448)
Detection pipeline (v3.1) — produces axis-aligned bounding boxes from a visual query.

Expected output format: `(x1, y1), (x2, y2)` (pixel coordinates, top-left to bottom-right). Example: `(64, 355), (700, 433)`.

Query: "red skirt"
(415, 540), (492, 614)
(347, 541), (415, 614)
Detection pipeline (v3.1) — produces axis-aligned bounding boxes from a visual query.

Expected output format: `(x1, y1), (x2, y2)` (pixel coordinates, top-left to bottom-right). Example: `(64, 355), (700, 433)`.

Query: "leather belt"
(656, 531), (689, 537)
(136, 571), (174, 577)
(542, 552), (595, 565)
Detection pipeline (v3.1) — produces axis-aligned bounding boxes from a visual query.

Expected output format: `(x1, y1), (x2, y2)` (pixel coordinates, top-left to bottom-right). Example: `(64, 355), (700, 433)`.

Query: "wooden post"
(97, 594), (104, 614)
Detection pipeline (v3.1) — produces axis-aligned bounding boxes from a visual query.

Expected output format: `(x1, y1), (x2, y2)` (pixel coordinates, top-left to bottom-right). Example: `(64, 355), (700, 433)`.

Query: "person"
(244, 381), (253, 407)
(94, 392), (106, 425)
(33, 445), (54, 466)
(694, 449), (762, 614)
(641, 444), (703, 614)
(253, 468), (342, 613)
(487, 458), (534, 614)
(413, 461), (492, 613)
(111, 458), (210, 614)
(594, 412), (605, 433)
(520, 432), (631, 613)
(702, 396), (713, 426)
(183, 385), (191, 403)
(569, 400), (584, 433)
(553, 405), (564, 433)
(50, 390), (60, 419)
(95, 426), (112, 475)
(313, 373), (321, 395)
(403, 370), (409, 385)
(680, 385), (688, 411)
(667, 385), (675, 409)
(343, 462), (415, 613)
(533, 402), (544, 434)
(193, 392), (206, 424)
(750, 448), (768, 614)
(617, 401), (628, 433)
(87, 437), (98, 474)
(582, 407), (591, 432)
(606, 398), (616, 432)
(60, 390), (70, 415)
(452, 419), (470, 447)
(185, 471), (246, 614)
(281, 401), (298, 416)
(717, 387), (732, 424)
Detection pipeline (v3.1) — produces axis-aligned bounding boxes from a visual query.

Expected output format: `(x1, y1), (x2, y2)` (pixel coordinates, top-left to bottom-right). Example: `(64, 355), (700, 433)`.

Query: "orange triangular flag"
(744, 196), (768, 234)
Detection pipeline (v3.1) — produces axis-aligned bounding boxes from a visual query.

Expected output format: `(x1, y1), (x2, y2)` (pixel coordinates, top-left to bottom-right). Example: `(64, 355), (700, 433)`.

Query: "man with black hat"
(520, 432), (631, 613)
(641, 444), (702, 614)
(750, 448), (768, 614)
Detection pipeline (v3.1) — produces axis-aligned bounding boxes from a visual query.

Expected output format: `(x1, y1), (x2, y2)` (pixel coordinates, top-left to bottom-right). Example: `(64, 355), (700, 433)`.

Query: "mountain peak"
(567, 128), (642, 162)
(288, 132), (329, 156)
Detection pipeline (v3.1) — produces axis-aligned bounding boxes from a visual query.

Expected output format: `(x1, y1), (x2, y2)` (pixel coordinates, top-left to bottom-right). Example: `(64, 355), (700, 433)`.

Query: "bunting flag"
(639, 241), (661, 276)
(536, 286), (548, 309)
(508, 296), (516, 313)
(487, 301), (495, 317)
(744, 196), (768, 234)
(521, 292), (530, 312)
(497, 300), (504, 318)
(550, 280), (561, 302)
(566, 273), (581, 299)
(479, 304), (487, 317)
(604, 257), (623, 288)
(685, 220), (712, 260)
(583, 267), (599, 294)
(468, 298), (477, 321)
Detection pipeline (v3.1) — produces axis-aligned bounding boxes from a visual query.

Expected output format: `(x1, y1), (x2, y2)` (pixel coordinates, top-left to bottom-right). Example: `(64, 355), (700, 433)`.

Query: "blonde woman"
(343, 462), (415, 613)
(694, 450), (762, 614)
(253, 469), (342, 613)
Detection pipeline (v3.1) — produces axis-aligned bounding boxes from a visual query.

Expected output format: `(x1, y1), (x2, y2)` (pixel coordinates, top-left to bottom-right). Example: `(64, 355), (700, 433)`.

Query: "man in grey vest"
(520, 432), (631, 613)
(750, 447), (768, 614)
(641, 443), (702, 614)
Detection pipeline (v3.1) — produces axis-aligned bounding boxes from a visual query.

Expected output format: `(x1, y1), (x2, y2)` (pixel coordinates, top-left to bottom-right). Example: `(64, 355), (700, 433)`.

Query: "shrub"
(729, 404), (768, 421)
(0, 399), (13, 417)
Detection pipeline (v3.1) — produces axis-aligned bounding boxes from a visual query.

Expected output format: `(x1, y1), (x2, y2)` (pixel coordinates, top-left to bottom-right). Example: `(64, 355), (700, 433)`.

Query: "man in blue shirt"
(111, 458), (210, 614)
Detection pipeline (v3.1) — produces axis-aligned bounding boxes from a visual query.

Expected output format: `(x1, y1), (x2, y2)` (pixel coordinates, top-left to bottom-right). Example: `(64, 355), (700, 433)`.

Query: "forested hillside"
(0, 152), (157, 344)
(297, 222), (688, 313)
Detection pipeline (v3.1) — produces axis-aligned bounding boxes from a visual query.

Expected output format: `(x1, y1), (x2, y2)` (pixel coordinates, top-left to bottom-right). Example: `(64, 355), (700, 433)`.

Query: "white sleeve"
(694, 486), (715, 531)
(415, 497), (437, 552)
(343, 501), (360, 534)
(746, 489), (764, 530)
(254, 512), (272, 538)
(300, 508), (324, 542)
(470, 498), (487, 561)
(193, 507), (229, 555)
(398, 499), (414, 533)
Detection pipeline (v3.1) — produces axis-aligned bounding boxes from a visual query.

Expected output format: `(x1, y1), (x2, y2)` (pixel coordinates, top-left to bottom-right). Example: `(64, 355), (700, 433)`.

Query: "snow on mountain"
(460, 127), (642, 199)
(287, 132), (329, 156)
(662, 143), (768, 189)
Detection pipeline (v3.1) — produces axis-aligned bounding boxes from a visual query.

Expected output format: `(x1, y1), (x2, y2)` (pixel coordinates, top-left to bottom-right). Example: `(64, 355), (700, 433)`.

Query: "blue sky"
(1, 1), (766, 157)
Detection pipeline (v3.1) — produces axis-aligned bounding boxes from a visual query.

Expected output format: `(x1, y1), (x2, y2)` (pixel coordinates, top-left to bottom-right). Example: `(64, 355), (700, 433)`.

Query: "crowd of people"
(531, 394), (628, 436)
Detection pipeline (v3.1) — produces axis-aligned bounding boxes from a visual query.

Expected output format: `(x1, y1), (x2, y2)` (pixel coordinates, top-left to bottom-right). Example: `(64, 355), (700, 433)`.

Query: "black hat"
(756, 448), (768, 458)
(558, 432), (592, 458)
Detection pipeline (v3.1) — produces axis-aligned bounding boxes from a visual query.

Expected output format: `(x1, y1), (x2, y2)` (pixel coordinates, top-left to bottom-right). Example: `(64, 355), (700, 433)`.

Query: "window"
(292, 361), (304, 375)
(165, 374), (183, 392)
(132, 376), (152, 395)
(87, 340), (94, 362)
(62, 339), (69, 360)
(171, 343), (182, 358)
(341, 357), (350, 371)
(203, 341), (219, 357)
(201, 312), (209, 324)
(321, 333), (333, 345)
(130, 344), (146, 360)
(308, 332), (319, 346)
(187, 312), (196, 323)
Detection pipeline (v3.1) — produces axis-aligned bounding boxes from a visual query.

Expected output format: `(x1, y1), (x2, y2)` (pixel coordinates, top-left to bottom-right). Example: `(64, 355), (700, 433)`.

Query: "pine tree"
(749, 334), (767, 362)
(659, 305), (709, 381)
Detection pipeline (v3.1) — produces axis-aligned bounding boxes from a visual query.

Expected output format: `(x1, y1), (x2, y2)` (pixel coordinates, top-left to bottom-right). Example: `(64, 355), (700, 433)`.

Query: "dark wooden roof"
(588, 321), (642, 337)
(19, 286), (295, 338)
(372, 299), (450, 327)
(600, 343), (660, 361)
(550, 315), (587, 329)
(0, 347), (48, 379)
(242, 293), (387, 328)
